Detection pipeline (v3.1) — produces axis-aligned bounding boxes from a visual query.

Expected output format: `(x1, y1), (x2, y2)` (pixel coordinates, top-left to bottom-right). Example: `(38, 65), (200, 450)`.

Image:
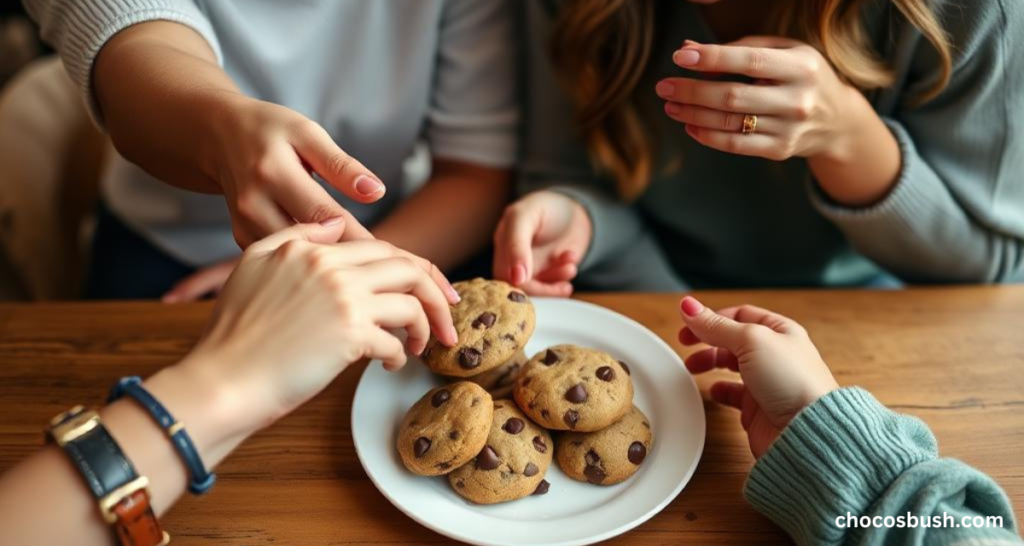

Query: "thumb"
(293, 124), (385, 204)
(247, 217), (347, 255)
(678, 296), (748, 351)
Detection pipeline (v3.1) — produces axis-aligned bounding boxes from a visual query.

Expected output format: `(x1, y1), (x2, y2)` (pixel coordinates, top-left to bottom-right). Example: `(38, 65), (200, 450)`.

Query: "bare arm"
(373, 159), (512, 271)
(93, 21), (235, 193)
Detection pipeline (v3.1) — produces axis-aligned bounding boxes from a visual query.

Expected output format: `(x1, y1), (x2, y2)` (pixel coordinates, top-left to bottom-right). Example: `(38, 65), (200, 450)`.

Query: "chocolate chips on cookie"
(422, 278), (536, 378)
(447, 402), (554, 504)
(513, 345), (634, 432)
(556, 405), (653, 486)
(397, 382), (494, 476)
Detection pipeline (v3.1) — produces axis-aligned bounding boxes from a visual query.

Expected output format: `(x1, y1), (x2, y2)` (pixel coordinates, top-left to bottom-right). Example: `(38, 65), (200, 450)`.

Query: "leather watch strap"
(48, 407), (170, 546)
(113, 490), (169, 546)
(61, 422), (137, 499)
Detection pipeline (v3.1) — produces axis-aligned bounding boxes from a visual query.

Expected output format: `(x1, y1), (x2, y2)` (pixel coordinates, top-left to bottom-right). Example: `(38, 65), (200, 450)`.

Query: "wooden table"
(1, 288), (1022, 544)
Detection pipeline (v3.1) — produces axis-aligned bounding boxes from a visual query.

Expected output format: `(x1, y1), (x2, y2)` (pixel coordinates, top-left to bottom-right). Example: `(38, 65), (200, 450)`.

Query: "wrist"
(142, 353), (255, 469)
(807, 89), (901, 207)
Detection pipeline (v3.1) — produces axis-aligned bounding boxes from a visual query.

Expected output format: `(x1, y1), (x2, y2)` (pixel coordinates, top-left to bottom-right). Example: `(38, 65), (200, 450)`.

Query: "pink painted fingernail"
(319, 215), (344, 226)
(680, 296), (704, 317)
(665, 102), (682, 116)
(656, 81), (676, 97)
(355, 175), (384, 196)
(449, 324), (460, 345)
(674, 48), (700, 67)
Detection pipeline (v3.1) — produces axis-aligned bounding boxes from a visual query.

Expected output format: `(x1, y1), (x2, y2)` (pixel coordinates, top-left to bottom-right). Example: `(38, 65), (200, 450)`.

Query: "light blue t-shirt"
(28, 0), (519, 265)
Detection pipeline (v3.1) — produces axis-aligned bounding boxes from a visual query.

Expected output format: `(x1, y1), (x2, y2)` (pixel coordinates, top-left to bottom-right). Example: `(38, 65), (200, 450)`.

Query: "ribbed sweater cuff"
(44, 0), (223, 127)
(807, 119), (945, 236)
(744, 387), (938, 546)
(546, 185), (644, 272)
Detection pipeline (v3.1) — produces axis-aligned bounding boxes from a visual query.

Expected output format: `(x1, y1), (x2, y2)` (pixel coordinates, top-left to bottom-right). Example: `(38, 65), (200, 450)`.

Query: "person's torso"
(105, 0), (449, 265)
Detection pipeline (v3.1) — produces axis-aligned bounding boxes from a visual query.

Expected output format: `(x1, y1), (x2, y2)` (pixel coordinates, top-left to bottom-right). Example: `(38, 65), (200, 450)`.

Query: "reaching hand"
(492, 191), (592, 297)
(677, 296), (838, 458)
(182, 219), (460, 432)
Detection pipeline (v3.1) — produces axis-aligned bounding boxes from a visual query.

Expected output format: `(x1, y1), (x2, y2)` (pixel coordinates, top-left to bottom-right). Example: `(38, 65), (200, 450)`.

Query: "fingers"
(677, 326), (701, 346)
(352, 257), (458, 347)
(665, 103), (779, 135)
(232, 191), (292, 248)
(247, 218), (347, 256)
(534, 262), (577, 284)
(710, 381), (746, 410)
(493, 203), (542, 286)
(368, 294), (431, 356)
(678, 295), (752, 351)
(672, 40), (807, 81)
(291, 123), (385, 204)
(715, 305), (802, 334)
(519, 279), (573, 298)
(359, 327), (408, 371)
(684, 125), (783, 160)
(266, 152), (354, 225)
(684, 346), (739, 374)
(163, 259), (239, 303)
(656, 78), (791, 115)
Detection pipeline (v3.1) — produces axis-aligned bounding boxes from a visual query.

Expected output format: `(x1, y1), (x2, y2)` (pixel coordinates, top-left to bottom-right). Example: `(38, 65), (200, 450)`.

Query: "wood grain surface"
(1, 287), (1022, 544)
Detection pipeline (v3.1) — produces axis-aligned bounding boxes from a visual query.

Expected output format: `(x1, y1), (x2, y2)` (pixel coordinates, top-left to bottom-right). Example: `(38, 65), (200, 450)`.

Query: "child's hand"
(182, 219), (460, 434)
(492, 191), (592, 297)
(209, 96), (385, 248)
(677, 296), (838, 458)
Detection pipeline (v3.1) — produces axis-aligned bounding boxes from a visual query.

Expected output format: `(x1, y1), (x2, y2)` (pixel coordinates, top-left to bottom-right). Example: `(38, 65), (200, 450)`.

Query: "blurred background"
(1, 0), (110, 301)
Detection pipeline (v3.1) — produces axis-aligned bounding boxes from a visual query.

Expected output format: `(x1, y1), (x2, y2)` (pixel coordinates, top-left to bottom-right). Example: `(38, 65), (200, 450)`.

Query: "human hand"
(162, 258), (239, 303)
(657, 37), (867, 164)
(677, 296), (838, 458)
(177, 219), (460, 435)
(492, 191), (592, 297)
(208, 95), (385, 248)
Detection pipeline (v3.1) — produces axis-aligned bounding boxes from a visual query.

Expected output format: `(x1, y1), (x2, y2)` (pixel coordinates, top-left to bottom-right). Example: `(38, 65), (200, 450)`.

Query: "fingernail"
(665, 102), (682, 116)
(674, 48), (700, 67)
(448, 324), (460, 345)
(319, 215), (344, 226)
(448, 284), (461, 303)
(355, 175), (384, 196)
(680, 296), (704, 317)
(514, 263), (528, 285)
(162, 294), (180, 304)
(655, 81), (676, 97)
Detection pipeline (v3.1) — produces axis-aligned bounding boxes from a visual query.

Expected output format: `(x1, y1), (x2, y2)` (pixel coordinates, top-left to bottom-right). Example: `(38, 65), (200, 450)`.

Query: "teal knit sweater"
(748, 388), (1021, 545)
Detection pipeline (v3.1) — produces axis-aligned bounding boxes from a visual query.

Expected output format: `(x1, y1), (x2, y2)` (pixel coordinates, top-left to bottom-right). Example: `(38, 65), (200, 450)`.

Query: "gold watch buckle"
(48, 406), (100, 447)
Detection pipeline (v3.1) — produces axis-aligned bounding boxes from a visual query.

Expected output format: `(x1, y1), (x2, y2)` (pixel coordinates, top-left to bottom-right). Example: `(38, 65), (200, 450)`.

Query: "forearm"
(806, 89), (902, 208)
(373, 160), (511, 271)
(94, 21), (241, 194)
(0, 356), (249, 545)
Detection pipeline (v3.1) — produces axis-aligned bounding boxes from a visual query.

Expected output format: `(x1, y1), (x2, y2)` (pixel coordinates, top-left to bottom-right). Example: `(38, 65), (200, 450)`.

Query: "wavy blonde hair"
(550, 0), (953, 201)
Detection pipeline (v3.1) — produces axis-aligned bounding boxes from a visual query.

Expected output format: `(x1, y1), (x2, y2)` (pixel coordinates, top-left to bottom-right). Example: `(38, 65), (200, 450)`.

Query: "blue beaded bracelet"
(108, 376), (216, 495)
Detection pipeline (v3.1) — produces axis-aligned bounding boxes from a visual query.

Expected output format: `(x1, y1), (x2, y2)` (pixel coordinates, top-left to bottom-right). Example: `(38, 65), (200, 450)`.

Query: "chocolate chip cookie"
(557, 405), (652, 485)
(397, 382), (493, 476)
(457, 349), (526, 399)
(514, 345), (633, 432)
(423, 278), (535, 378)
(448, 401), (553, 504)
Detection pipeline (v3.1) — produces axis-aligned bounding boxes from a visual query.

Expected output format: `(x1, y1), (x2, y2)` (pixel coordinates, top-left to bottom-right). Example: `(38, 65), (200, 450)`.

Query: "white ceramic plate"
(352, 298), (705, 546)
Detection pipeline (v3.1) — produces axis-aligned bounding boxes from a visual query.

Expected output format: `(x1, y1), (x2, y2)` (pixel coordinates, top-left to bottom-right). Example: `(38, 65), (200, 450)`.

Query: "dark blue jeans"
(85, 205), (195, 300)
(84, 204), (493, 300)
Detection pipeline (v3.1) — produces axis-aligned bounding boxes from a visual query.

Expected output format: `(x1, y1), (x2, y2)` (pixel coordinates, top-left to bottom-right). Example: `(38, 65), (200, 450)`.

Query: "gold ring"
(741, 114), (758, 135)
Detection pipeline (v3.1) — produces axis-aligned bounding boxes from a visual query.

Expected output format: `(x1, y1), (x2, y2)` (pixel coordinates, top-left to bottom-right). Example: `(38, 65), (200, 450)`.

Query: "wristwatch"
(48, 406), (170, 546)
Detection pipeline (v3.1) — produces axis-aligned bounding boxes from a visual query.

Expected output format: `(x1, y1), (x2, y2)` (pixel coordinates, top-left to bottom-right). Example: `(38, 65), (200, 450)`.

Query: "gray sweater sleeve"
(22, 0), (222, 126)
(809, 0), (1024, 283)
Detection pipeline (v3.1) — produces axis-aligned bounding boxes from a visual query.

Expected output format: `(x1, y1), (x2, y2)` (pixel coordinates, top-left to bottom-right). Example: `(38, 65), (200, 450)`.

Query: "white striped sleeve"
(22, 0), (222, 126)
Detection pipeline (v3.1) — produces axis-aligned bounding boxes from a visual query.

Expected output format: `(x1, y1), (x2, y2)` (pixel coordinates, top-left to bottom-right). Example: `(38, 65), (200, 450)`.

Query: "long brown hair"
(550, 0), (953, 201)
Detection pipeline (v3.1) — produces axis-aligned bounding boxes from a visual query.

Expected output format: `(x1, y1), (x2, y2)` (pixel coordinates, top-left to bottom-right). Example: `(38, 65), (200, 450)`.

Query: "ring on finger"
(741, 114), (758, 135)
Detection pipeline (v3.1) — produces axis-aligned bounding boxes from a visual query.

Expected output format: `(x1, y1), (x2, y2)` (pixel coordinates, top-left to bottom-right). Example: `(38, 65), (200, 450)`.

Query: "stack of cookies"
(396, 278), (653, 505)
